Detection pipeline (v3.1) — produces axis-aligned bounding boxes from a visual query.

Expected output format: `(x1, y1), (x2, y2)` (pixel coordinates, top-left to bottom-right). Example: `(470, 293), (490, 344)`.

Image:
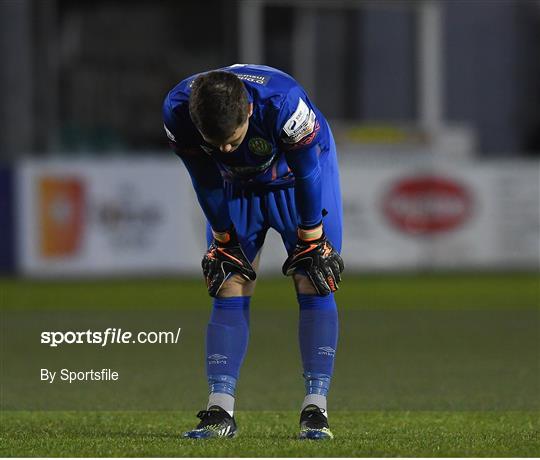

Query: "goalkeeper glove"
(202, 227), (256, 297)
(282, 225), (344, 296)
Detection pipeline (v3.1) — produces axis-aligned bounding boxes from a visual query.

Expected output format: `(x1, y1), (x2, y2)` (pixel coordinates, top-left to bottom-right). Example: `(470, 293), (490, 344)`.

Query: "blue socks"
(205, 294), (338, 415)
(206, 296), (250, 414)
(298, 293), (338, 413)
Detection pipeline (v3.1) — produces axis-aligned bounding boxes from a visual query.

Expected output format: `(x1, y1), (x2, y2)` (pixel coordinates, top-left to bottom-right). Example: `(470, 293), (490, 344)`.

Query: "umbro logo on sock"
(317, 346), (335, 356)
(208, 354), (228, 364)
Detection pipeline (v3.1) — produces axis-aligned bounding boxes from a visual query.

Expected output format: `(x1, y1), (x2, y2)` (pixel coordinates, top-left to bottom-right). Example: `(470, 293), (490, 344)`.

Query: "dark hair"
(189, 71), (249, 141)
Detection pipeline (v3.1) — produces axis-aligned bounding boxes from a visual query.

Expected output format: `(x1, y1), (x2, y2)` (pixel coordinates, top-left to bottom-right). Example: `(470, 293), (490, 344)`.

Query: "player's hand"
(202, 228), (257, 297)
(282, 229), (344, 296)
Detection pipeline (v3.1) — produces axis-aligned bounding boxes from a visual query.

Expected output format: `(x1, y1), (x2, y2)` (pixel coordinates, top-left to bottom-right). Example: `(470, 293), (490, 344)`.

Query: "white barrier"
(16, 157), (539, 276)
(17, 158), (207, 276)
(340, 163), (539, 270)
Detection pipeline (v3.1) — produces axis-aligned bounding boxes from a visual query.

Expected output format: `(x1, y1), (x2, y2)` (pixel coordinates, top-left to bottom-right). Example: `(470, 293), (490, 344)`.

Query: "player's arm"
(173, 147), (256, 296)
(285, 143), (322, 232)
(163, 109), (255, 296)
(173, 144), (232, 232)
(163, 95), (232, 231)
(278, 94), (344, 295)
(283, 143), (343, 295)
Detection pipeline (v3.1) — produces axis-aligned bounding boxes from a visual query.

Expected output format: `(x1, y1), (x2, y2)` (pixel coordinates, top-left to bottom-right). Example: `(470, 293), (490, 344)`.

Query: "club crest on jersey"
(248, 137), (272, 156)
(282, 98), (316, 144)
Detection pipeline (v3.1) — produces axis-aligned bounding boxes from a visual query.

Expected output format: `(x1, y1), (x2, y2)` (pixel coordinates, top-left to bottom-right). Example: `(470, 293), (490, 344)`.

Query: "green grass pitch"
(1, 411), (538, 457)
(1, 273), (539, 457)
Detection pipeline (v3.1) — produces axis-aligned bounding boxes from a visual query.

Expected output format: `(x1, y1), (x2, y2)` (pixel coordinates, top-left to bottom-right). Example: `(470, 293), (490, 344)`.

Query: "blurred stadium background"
(0, 0), (539, 275)
(0, 1), (539, 453)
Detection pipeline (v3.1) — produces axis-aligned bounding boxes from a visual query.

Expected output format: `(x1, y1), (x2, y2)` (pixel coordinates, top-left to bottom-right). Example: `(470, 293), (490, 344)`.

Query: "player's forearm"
(293, 169), (323, 229)
(192, 185), (232, 232)
(176, 151), (232, 232)
(285, 147), (323, 231)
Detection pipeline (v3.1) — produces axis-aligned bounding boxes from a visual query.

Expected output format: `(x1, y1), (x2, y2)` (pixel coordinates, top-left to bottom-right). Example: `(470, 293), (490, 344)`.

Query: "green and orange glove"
(282, 224), (344, 296)
(202, 227), (257, 297)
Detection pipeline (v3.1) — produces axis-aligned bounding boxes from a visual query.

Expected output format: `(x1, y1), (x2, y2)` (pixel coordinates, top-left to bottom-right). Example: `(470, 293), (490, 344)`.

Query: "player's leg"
(204, 250), (261, 415)
(184, 252), (260, 439)
(269, 136), (342, 440)
(204, 187), (267, 412)
(185, 189), (266, 439)
(297, 136), (342, 439)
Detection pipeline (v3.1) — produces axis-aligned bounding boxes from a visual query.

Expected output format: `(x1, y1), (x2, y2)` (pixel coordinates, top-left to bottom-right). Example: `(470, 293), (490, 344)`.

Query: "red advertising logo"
(382, 176), (472, 235)
(39, 177), (85, 257)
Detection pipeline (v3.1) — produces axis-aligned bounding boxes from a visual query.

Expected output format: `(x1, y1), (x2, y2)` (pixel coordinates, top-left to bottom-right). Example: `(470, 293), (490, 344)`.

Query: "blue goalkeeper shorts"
(206, 140), (342, 263)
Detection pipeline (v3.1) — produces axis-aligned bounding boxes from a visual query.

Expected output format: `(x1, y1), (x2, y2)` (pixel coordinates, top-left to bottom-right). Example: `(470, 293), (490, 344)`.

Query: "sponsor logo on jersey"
(224, 154), (277, 177)
(282, 98), (316, 144)
(234, 73), (270, 85)
(382, 176), (473, 235)
(248, 137), (273, 156)
(283, 120), (320, 150)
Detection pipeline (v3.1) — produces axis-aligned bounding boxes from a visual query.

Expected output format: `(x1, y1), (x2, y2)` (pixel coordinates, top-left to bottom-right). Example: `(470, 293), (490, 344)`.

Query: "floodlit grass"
(1, 274), (538, 456)
(1, 410), (539, 457)
(1, 273), (538, 310)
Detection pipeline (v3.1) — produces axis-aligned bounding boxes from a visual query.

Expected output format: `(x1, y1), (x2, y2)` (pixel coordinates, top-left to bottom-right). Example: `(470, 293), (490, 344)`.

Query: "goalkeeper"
(163, 64), (344, 440)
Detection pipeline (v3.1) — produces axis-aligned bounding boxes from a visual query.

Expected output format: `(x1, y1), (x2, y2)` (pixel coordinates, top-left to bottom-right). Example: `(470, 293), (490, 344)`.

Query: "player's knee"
(292, 273), (318, 295)
(217, 274), (257, 297)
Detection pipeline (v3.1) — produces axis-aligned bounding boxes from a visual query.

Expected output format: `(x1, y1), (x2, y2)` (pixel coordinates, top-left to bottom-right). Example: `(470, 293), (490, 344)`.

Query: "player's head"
(189, 71), (253, 153)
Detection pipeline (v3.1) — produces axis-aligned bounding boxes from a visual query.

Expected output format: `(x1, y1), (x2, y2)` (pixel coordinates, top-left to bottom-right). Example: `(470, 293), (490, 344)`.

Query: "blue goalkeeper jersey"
(162, 64), (331, 188)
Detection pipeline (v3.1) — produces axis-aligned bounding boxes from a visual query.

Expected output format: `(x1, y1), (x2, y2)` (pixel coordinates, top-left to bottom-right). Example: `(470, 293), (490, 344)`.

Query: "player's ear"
(248, 103), (253, 118)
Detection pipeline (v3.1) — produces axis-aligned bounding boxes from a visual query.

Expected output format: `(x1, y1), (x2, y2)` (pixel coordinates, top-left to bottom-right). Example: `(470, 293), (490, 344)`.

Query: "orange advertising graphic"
(39, 177), (85, 258)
